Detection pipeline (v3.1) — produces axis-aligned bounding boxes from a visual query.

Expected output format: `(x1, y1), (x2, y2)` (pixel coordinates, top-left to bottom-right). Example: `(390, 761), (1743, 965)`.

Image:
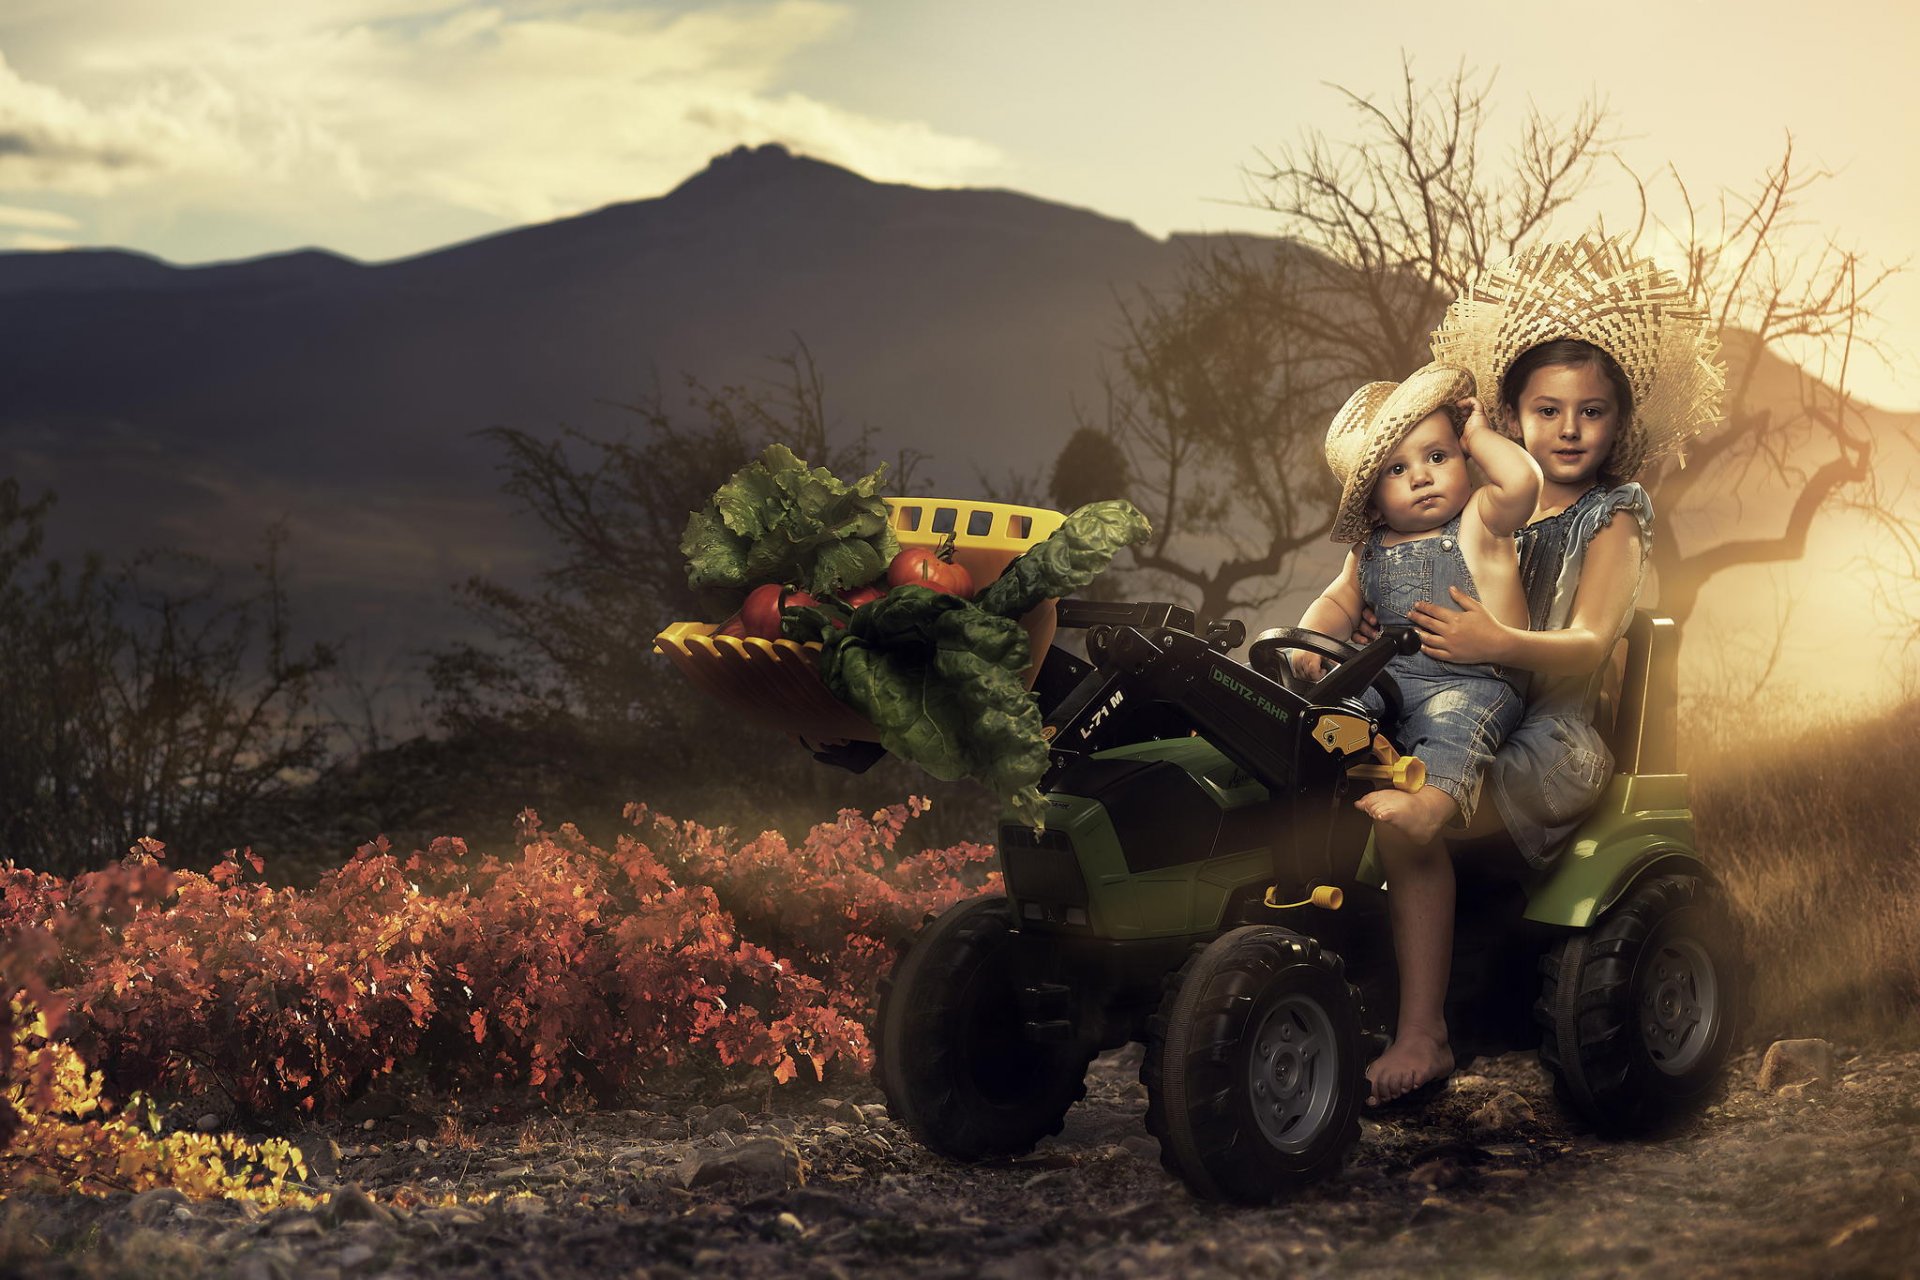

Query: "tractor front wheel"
(875, 895), (1093, 1160)
(1143, 926), (1366, 1203)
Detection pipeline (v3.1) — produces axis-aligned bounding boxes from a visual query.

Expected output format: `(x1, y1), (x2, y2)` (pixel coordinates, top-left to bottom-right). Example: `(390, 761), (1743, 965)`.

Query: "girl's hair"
(1500, 339), (1635, 483)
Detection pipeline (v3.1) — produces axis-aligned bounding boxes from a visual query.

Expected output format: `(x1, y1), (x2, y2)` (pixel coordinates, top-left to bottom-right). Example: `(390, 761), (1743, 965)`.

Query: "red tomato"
(740, 583), (788, 639)
(887, 543), (974, 598)
(839, 584), (886, 609)
(716, 612), (747, 638)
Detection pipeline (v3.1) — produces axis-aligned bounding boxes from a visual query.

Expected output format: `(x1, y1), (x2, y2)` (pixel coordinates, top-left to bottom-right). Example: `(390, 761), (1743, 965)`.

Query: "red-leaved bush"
(0, 800), (997, 1135)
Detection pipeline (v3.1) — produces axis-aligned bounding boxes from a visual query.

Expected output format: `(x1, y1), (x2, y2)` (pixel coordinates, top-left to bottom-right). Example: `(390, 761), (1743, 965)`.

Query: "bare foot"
(1366, 1031), (1454, 1105)
(1356, 786), (1457, 847)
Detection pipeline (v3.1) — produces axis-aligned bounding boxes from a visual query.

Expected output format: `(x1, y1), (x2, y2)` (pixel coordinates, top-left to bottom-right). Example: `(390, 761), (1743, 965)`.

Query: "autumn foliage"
(1, 799), (996, 1188)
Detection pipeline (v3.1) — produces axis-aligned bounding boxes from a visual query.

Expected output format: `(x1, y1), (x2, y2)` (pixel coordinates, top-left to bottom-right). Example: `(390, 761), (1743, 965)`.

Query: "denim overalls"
(1357, 511), (1524, 824)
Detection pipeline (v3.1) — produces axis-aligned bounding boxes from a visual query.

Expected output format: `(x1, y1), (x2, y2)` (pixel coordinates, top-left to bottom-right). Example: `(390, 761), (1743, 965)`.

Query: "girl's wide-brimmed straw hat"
(1428, 233), (1725, 481)
(1324, 362), (1476, 544)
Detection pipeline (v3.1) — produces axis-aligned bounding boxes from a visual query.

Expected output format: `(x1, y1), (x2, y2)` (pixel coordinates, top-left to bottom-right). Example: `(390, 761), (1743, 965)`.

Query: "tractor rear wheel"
(875, 895), (1093, 1160)
(1537, 873), (1749, 1135)
(1143, 926), (1365, 1203)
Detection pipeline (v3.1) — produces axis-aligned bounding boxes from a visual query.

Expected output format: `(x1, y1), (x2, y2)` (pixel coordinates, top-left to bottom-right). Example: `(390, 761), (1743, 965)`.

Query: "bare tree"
(1112, 57), (1909, 638)
(1639, 143), (1911, 626)
(1249, 57), (1615, 381)
(432, 344), (925, 736)
(0, 487), (338, 875)
(1088, 240), (1347, 621)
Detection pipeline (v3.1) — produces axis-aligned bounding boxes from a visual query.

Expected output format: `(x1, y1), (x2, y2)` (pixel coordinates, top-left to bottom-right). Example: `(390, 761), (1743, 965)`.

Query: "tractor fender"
(1522, 838), (1709, 929)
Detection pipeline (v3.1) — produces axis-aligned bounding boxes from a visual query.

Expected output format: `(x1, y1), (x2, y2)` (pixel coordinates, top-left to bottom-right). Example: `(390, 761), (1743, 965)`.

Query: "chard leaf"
(975, 499), (1152, 619)
(817, 586), (1050, 824)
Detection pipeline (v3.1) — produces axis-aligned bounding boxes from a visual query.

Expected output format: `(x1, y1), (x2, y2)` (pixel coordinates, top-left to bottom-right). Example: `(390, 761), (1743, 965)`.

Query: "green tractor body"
(874, 603), (1747, 1203)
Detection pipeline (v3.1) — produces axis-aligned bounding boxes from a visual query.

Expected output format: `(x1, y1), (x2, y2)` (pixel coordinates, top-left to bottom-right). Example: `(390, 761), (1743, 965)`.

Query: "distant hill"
(0, 145), (1223, 699)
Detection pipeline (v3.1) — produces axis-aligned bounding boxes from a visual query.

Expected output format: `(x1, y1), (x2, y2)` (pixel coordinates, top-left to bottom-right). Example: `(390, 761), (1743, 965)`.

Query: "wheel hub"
(1639, 936), (1721, 1076)
(1249, 994), (1338, 1152)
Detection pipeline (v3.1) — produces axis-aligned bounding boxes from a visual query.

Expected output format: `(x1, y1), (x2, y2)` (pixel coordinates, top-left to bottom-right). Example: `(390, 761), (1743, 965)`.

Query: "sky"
(0, 0), (1916, 412)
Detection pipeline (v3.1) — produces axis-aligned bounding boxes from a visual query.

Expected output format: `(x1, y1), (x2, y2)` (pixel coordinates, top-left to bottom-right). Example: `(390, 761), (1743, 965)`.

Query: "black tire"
(1142, 926), (1366, 1203)
(1537, 873), (1750, 1136)
(874, 895), (1093, 1160)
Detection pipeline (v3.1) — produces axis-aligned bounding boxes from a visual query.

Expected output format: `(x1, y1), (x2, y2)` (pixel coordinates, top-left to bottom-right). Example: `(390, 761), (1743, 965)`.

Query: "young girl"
(1349, 235), (1725, 1103)
(1295, 362), (1543, 1105)
(1417, 236), (1725, 865)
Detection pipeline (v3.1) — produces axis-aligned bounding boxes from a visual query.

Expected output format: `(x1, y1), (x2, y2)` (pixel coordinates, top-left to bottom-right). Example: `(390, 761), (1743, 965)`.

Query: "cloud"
(0, 3), (1006, 256)
(4, 229), (74, 249)
(0, 200), (78, 229)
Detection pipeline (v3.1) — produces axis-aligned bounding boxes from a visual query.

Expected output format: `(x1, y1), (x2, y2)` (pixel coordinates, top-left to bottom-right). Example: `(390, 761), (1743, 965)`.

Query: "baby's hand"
(1455, 395), (1491, 448)
(1291, 651), (1326, 681)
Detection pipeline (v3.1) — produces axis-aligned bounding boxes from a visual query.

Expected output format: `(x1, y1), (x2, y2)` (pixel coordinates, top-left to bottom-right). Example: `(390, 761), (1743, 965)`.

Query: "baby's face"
(1369, 412), (1468, 534)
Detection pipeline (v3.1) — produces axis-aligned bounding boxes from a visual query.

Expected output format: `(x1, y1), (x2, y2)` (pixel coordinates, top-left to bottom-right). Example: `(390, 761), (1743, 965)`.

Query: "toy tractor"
(872, 600), (1749, 1204)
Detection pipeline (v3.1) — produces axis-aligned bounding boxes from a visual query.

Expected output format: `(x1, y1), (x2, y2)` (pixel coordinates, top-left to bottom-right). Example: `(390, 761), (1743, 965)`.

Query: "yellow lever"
(1264, 884), (1344, 911)
(1346, 733), (1426, 793)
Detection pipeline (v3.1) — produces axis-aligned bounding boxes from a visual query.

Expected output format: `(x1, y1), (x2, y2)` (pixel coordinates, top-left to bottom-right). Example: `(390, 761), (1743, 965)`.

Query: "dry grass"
(1685, 689), (1920, 1042)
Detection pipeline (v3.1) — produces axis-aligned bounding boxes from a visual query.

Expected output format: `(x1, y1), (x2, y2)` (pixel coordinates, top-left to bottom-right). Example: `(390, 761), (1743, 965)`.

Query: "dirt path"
(8, 1044), (1919, 1278)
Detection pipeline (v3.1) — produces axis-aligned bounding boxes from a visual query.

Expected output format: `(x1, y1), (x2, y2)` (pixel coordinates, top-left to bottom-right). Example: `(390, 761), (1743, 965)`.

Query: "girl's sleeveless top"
(1486, 482), (1654, 866)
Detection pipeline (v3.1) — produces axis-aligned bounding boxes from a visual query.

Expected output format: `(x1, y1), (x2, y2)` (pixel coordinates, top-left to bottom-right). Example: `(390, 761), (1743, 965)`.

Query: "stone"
(679, 1136), (808, 1191)
(815, 1097), (866, 1125)
(325, 1186), (398, 1229)
(269, 1211), (324, 1237)
(695, 1104), (749, 1135)
(195, 1112), (223, 1133)
(344, 1093), (408, 1122)
(1758, 1038), (1835, 1092)
(1408, 1157), (1464, 1190)
(129, 1187), (189, 1225)
(230, 1248), (298, 1280)
(293, 1132), (343, 1181)
(980, 1255), (1053, 1280)
(336, 1242), (379, 1270)
(1468, 1089), (1537, 1132)
(1828, 1214), (1882, 1248)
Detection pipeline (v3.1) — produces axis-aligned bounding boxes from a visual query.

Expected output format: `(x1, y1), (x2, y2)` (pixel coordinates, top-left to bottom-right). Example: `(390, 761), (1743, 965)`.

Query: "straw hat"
(1324, 362), (1476, 543)
(1428, 233), (1725, 480)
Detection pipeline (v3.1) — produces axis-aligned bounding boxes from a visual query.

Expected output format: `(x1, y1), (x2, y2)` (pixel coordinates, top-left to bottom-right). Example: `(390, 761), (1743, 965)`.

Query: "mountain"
(2, 145), (1180, 489)
(0, 145), (1216, 698)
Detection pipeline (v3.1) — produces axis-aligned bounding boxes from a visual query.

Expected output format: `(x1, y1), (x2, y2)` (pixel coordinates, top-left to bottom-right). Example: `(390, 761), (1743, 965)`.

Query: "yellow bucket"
(653, 497), (1065, 742)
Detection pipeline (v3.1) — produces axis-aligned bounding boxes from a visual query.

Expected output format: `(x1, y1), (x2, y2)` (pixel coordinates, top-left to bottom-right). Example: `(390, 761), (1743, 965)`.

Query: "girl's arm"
(1460, 397), (1543, 538)
(1408, 517), (1644, 675)
(1294, 552), (1363, 678)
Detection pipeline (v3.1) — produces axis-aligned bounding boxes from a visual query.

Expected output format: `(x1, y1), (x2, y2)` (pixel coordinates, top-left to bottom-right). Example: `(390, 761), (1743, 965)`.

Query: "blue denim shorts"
(1362, 657), (1524, 825)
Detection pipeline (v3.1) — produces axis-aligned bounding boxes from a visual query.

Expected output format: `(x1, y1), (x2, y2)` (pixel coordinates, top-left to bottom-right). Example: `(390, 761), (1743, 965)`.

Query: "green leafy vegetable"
(680, 444), (901, 599)
(772, 494), (1147, 825)
(974, 499), (1152, 619)
(790, 587), (1052, 825)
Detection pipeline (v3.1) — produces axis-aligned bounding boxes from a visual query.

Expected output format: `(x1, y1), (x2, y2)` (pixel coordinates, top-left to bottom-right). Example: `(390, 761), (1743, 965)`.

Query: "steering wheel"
(1247, 626), (1405, 728)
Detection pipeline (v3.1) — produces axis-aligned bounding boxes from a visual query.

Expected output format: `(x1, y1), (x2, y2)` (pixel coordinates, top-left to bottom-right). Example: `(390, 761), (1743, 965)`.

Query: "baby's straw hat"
(1324, 362), (1475, 544)
(1428, 233), (1725, 480)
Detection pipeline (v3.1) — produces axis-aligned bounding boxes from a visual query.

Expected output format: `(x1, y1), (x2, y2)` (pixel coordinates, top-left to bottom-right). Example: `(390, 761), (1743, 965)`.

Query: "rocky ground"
(5, 1041), (1918, 1279)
